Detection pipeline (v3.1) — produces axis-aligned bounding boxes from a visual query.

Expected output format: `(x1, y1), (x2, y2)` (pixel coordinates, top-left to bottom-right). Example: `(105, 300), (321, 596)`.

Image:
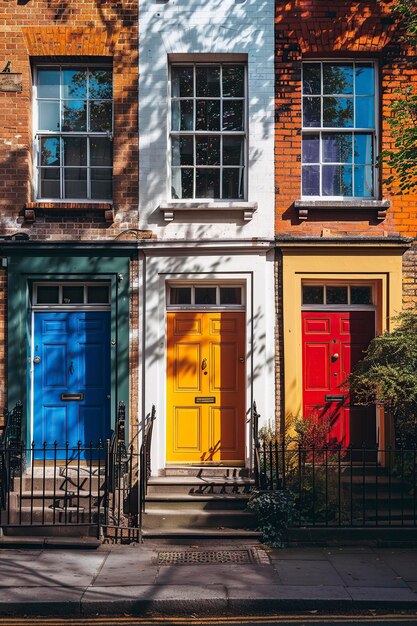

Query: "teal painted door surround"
(6, 251), (133, 449)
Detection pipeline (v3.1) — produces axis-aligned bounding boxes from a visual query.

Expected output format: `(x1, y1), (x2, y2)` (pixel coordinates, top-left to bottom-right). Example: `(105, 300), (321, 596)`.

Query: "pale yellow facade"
(280, 242), (407, 448)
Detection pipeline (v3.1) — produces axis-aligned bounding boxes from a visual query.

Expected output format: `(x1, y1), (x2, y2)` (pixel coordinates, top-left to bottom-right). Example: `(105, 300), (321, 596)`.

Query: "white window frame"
(33, 63), (114, 203)
(168, 62), (248, 202)
(301, 60), (379, 201)
(167, 282), (245, 311)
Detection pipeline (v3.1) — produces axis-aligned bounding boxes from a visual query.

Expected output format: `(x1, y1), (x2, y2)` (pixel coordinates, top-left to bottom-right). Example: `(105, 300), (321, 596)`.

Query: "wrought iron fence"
(0, 401), (23, 511)
(0, 401), (145, 542)
(255, 437), (417, 528)
(138, 405), (155, 530)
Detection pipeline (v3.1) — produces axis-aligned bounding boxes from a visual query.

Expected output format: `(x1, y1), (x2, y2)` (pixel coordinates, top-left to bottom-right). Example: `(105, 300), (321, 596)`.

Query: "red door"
(302, 311), (376, 447)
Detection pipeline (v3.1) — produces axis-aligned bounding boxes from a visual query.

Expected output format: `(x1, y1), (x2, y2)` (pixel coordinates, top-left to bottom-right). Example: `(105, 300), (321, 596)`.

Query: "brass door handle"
(202, 358), (207, 370)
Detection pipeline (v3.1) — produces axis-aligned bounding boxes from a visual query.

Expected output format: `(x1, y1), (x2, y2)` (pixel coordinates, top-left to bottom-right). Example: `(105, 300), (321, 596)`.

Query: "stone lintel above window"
(159, 201), (257, 222)
(294, 199), (390, 221)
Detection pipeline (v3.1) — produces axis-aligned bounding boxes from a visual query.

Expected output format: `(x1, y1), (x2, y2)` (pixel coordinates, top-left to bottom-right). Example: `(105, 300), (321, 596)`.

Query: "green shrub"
(247, 489), (295, 547)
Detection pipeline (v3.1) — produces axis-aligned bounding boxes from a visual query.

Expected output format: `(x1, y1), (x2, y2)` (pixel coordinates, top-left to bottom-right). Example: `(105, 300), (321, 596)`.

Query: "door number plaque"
(195, 397), (216, 404)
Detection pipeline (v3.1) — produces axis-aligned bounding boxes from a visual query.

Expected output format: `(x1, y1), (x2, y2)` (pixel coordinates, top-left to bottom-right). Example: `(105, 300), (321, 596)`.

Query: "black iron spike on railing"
(138, 405), (156, 532)
(0, 400), (141, 543)
(252, 401), (261, 489)
(248, 437), (417, 529)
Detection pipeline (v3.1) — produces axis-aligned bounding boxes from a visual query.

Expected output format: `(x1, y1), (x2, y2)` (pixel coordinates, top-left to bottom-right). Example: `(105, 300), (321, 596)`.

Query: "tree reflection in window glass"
(302, 61), (375, 198)
(36, 65), (113, 200)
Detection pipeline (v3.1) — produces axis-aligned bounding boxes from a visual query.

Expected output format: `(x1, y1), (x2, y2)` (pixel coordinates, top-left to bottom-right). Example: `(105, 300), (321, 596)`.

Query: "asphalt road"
(0, 614), (417, 626)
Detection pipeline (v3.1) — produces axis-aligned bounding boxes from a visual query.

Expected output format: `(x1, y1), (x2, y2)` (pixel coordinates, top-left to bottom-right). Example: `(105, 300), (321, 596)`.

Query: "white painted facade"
(138, 0), (276, 471)
(139, 242), (276, 474)
(138, 0), (275, 240)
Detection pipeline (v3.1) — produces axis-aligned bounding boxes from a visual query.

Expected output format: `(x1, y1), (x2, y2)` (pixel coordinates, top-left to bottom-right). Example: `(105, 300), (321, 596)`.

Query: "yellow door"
(166, 312), (246, 464)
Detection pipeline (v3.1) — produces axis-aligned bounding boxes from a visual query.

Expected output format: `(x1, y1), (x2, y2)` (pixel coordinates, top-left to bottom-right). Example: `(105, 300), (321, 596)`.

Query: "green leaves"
(248, 489), (296, 546)
(380, 1), (417, 193)
(349, 312), (417, 446)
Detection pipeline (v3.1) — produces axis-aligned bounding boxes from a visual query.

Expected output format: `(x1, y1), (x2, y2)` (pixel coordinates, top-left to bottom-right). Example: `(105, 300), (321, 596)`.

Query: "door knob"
(33, 356), (41, 364)
(202, 358), (207, 370)
(331, 353), (339, 362)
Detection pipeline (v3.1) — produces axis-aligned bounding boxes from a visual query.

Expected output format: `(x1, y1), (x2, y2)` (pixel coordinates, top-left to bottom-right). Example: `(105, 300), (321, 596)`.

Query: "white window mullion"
(60, 137), (64, 200)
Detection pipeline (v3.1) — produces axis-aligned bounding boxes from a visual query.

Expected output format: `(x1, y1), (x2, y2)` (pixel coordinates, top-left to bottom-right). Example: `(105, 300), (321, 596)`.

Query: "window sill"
(159, 202), (257, 222)
(294, 199), (391, 221)
(24, 202), (114, 223)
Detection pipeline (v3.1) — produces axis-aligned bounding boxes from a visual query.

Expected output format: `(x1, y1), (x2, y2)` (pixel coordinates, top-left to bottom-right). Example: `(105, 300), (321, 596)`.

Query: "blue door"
(33, 311), (111, 459)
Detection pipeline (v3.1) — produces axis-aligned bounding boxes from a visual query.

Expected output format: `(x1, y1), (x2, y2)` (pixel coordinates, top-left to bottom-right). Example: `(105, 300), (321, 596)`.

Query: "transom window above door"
(302, 284), (373, 307)
(33, 283), (111, 306)
(302, 61), (376, 199)
(168, 284), (244, 308)
(35, 65), (113, 201)
(170, 63), (246, 201)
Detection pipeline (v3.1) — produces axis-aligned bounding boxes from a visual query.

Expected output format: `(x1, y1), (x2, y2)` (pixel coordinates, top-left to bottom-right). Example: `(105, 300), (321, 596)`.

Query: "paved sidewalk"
(0, 540), (416, 616)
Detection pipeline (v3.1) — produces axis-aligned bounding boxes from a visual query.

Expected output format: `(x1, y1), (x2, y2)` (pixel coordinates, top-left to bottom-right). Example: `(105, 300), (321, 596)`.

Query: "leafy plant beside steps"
(247, 489), (295, 547)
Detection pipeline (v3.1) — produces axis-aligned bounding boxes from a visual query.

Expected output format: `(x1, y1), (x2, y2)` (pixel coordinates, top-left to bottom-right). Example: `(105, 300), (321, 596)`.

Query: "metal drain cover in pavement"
(156, 549), (253, 565)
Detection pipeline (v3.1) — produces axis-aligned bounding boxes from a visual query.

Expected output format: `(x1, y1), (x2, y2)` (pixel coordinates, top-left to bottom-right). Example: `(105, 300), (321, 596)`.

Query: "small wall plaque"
(0, 73), (22, 93)
(324, 395), (345, 403)
(195, 397), (216, 404)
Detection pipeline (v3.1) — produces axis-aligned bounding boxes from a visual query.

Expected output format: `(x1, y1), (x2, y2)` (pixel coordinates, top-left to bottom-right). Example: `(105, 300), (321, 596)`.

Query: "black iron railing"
(0, 440), (107, 535)
(138, 405), (155, 530)
(0, 401), (143, 542)
(0, 401), (23, 512)
(254, 438), (417, 528)
(252, 402), (262, 490)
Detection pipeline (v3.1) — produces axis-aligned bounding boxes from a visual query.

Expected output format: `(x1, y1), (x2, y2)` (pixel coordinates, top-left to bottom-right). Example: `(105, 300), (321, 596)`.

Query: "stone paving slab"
(0, 586), (84, 616)
(155, 563), (277, 587)
(347, 586), (417, 606)
(0, 542), (416, 616)
(376, 550), (417, 582)
(227, 584), (352, 611)
(0, 550), (106, 588)
(81, 584), (228, 615)
(270, 559), (344, 586)
(326, 553), (408, 588)
(267, 547), (328, 561)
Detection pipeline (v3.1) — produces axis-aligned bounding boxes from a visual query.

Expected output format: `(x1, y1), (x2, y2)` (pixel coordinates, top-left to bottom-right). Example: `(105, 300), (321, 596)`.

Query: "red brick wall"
(275, 0), (417, 240)
(0, 267), (6, 421)
(0, 1), (139, 240)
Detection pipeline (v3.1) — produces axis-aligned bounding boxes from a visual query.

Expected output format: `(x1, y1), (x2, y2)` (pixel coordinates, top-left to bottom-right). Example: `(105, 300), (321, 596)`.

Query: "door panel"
(173, 407), (203, 452)
(166, 312), (245, 464)
(34, 311), (111, 459)
(302, 310), (375, 447)
(211, 342), (238, 392)
(174, 343), (201, 391)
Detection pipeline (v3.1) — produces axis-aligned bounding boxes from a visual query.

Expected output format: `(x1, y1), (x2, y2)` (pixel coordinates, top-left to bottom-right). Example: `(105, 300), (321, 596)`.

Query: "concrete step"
(349, 494), (416, 504)
(343, 475), (409, 486)
(287, 526), (417, 546)
(147, 476), (254, 495)
(145, 494), (250, 511)
(162, 466), (250, 478)
(15, 476), (104, 492)
(16, 490), (101, 507)
(0, 535), (101, 548)
(142, 528), (262, 540)
(363, 510), (417, 521)
(0, 524), (99, 539)
(142, 508), (256, 530)
(6, 506), (97, 525)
